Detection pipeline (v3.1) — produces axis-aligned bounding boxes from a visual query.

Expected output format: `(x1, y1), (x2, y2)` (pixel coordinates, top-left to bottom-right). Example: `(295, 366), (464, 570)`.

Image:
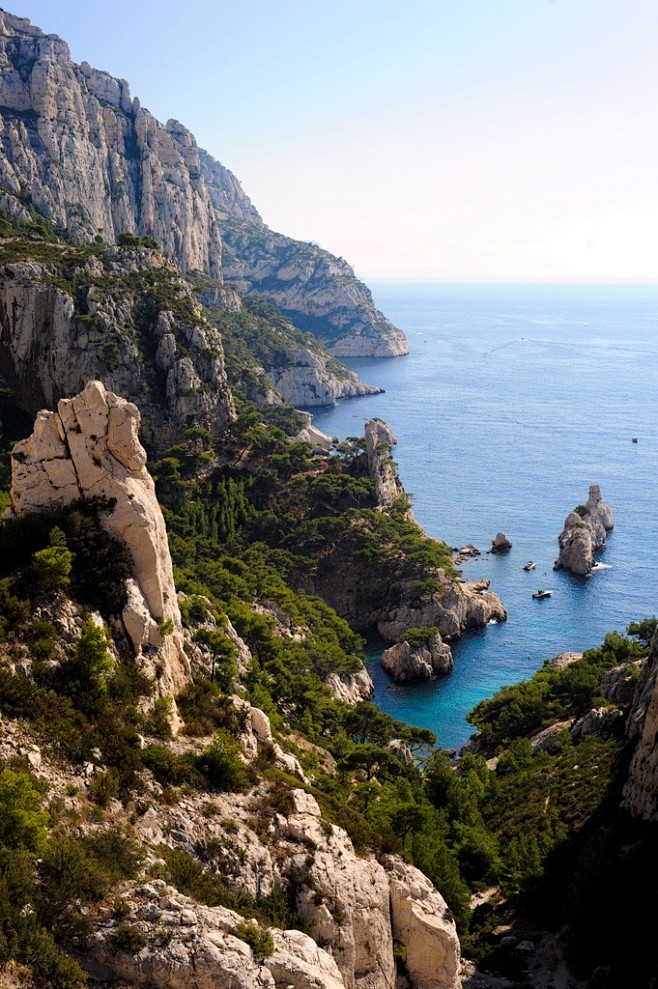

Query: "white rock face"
(377, 579), (506, 646)
(570, 706), (624, 740)
(388, 859), (462, 989)
(6, 380), (190, 697)
(85, 880), (346, 989)
(283, 791), (461, 989)
(0, 10), (407, 359)
(219, 222), (408, 358)
(365, 419), (404, 510)
(325, 668), (375, 704)
(0, 253), (235, 451)
(554, 485), (614, 576)
(266, 348), (382, 408)
(381, 633), (453, 682)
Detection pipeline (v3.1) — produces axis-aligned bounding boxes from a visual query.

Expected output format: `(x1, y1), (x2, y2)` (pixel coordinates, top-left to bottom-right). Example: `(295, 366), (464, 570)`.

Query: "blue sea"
(307, 282), (658, 751)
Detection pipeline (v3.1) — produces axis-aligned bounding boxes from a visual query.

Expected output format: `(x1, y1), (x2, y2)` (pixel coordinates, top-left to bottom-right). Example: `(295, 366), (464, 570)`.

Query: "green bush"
(234, 921), (274, 961)
(197, 729), (250, 792)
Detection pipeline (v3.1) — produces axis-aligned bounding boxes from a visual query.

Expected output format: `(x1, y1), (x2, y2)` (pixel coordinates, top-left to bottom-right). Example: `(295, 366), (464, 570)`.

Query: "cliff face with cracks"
(0, 9), (406, 357)
(5, 380), (190, 697)
(554, 484), (614, 576)
(0, 248), (236, 451)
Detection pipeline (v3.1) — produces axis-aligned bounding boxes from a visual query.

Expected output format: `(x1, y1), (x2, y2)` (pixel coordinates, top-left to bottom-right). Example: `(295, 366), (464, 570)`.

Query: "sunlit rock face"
(6, 380), (190, 698)
(554, 485), (614, 576)
(0, 9), (408, 356)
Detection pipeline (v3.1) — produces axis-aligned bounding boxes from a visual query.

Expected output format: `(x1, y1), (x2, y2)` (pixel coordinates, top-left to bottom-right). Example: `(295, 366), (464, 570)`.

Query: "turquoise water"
(307, 282), (658, 750)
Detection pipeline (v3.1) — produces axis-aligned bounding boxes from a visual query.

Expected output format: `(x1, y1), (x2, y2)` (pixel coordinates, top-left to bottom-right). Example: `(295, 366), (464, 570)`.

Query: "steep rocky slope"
(0, 243), (235, 451)
(0, 389), (463, 989)
(623, 629), (658, 819)
(0, 9), (406, 356)
(5, 380), (190, 699)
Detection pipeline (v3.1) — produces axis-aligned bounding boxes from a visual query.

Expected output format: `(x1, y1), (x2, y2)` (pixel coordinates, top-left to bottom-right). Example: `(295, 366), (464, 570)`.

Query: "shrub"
(0, 767), (49, 853)
(234, 921), (274, 961)
(197, 729), (250, 792)
(109, 922), (148, 954)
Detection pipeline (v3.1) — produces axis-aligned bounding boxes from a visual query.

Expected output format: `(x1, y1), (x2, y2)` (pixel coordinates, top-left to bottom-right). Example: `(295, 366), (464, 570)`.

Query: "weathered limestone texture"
(266, 348), (382, 407)
(0, 9), (407, 356)
(0, 252), (236, 451)
(388, 859), (462, 989)
(85, 880), (346, 989)
(381, 632), (453, 682)
(283, 790), (461, 989)
(365, 419), (404, 509)
(6, 380), (190, 696)
(554, 485), (614, 576)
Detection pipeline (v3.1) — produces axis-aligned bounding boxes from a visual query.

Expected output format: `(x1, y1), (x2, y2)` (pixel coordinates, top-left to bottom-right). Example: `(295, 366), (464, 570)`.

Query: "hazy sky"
(8, 0), (658, 282)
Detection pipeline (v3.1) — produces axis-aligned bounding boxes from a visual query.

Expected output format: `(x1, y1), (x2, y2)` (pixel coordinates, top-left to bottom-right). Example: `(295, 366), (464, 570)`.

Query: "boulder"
(490, 532), (512, 553)
(381, 633), (453, 682)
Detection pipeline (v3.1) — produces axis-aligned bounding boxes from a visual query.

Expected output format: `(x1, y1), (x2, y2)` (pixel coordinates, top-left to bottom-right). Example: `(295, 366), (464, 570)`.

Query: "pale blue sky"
(8, 0), (658, 282)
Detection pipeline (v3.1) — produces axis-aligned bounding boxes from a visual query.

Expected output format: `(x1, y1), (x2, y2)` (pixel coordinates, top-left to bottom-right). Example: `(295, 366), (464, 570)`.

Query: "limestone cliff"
(219, 218), (408, 357)
(365, 419), (404, 509)
(266, 347), (382, 407)
(0, 9), (407, 356)
(554, 485), (614, 576)
(622, 630), (658, 820)
(0, 246), (235, 451)
(5, 380), (190, 696)
(296, 419), (506, 655)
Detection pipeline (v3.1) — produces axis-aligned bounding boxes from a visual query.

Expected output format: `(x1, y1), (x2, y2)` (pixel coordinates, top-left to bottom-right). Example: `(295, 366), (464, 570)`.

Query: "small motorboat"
(523, 561), (536, 571)
(532, 589), (552, 600)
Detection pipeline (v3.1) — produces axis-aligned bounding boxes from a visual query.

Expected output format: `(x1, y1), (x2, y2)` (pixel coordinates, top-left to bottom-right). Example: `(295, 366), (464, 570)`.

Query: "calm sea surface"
(306, 283), (658, 751)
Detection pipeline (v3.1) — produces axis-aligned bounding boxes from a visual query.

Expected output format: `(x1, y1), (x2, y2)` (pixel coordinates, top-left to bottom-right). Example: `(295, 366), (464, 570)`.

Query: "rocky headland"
(0, 9), (406, 359)
(554, 484), (614, 576)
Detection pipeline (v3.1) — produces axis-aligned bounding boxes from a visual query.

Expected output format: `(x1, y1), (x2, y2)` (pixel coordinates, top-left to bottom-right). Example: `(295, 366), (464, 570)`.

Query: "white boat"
(523, 561), (536, 571)
(532, 589), (552, 600)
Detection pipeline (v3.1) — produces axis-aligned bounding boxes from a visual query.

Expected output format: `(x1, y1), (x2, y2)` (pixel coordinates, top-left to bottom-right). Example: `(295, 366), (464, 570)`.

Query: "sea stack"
(491, 531), (512, 553)
(554, 484), (614, 576)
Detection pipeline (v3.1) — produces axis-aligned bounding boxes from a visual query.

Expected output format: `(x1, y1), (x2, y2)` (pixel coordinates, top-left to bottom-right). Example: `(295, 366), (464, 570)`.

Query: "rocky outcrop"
(601, 660), (644, 707)
(570, 705), (624, 740)
(266, 348), (382, 407)
(294, 413), (336, 452)
(381, 632), (453, 682)
(0, 10), (407, 357)
(85, 880), (346, 989)
(325, 668), (375, 704)
(376, 580), (506, 649)
(219, 219), (408, 358)
(365, 419), (404, 509)
(490, 532), (512, 554)
(0, 250), (235, 451)
(622, 631), (658, 820)
(5, 380), (190, 697)
(388, 860), (461, 989)
(283, 790), (460, 989)
(554, 485), (614, 576)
